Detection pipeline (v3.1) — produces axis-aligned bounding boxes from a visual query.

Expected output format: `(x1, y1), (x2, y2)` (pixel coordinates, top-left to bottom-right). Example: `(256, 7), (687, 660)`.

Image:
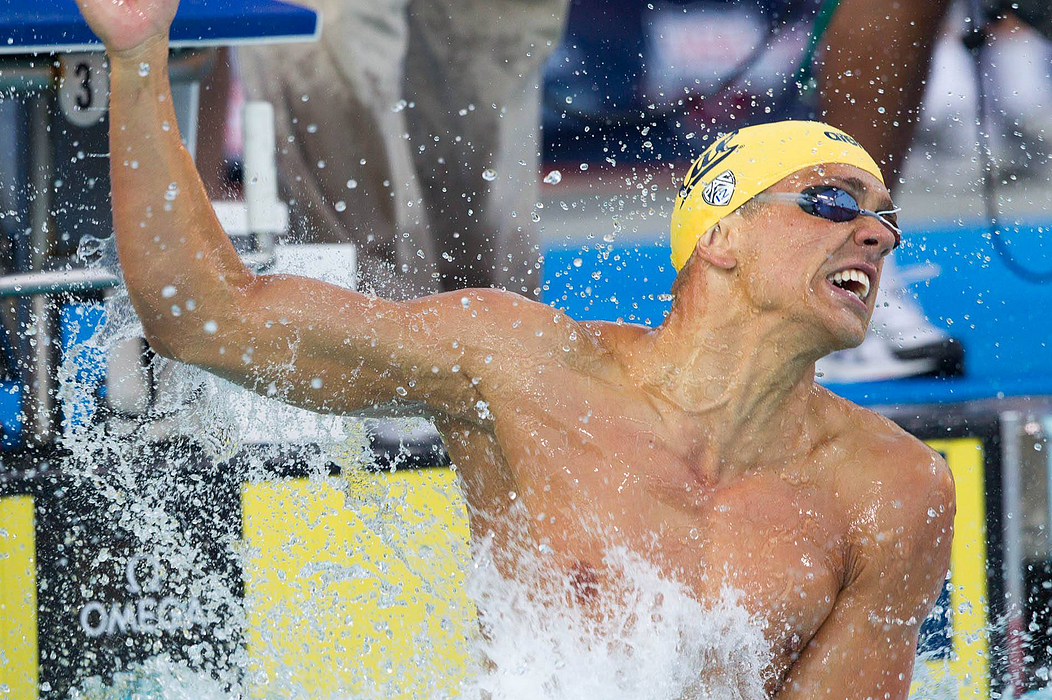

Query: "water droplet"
(572, 258), (583, 268)
(460, 296), (471, 308)
(531, 211), (541, 222)
(482, 168), (497, 182)
(688, 528), (699, 540)
(312, 377), (324, 389)
(346, 179), (358, 189)
(203, 320), (218, 334)
(306, 123), (318, 133)
(161, 285), (177, 298)
(579, 163), (589, 171)
(543, 170), (562, 185)
(138, 62), (150, 77)
(395, 385), (408, 396)
(334, 200), (347, 212)
(164, 182), (179, 201)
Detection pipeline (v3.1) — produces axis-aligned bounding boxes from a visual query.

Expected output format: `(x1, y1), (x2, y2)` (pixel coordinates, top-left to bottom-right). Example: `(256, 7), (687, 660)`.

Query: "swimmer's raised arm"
(77, 0), (575, 421)
(77, 0), (255, 357)
(776, 440), (955, 699)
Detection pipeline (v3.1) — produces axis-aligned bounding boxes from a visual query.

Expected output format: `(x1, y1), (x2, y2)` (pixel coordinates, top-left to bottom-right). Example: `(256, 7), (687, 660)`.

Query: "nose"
(853, 217), (897, 257)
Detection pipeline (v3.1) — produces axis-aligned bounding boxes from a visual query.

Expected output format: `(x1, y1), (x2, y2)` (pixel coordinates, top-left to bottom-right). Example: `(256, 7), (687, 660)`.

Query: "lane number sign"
(59, 53), (108, 128)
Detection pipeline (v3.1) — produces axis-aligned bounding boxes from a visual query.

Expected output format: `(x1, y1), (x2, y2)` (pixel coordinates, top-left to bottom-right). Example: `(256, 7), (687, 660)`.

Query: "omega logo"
(78, 553), (207, 638)
(125, 553), (163, 594)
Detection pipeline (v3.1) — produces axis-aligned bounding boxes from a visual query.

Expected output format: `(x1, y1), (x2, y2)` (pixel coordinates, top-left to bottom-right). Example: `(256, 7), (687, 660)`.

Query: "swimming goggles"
(753, 185), (902, 249)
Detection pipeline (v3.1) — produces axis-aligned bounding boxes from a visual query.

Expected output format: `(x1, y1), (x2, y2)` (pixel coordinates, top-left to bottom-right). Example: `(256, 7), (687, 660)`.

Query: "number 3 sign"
(58, 53), (109, 128)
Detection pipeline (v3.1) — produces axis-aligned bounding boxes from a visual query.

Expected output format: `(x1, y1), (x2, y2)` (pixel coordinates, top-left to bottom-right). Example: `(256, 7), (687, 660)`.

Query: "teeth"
(826, 268), (871, 302)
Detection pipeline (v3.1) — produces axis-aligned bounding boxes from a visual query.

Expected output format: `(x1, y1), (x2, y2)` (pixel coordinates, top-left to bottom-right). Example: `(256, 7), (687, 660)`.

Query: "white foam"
(59, 239), (776, 700)
(462, 539), (771, 700)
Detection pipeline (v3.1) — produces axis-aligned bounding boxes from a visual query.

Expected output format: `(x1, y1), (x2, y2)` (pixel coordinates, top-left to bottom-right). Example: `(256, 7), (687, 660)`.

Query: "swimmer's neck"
(623, 295), (825, 476)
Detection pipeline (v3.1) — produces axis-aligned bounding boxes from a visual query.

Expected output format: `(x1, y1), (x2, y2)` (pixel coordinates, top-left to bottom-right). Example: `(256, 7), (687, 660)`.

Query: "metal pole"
(27, 94), (55, 443)
(1001, 410), (1026, 692)
(243, 101), (281, 256)
(0, 268), (119, 297)
(0, 250), (275, 300)
(1043, 416), (1052, 564)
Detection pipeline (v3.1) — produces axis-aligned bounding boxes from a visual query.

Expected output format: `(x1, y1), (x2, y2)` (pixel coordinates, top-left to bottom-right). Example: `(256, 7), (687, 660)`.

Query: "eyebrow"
(827, 175), (896, 213)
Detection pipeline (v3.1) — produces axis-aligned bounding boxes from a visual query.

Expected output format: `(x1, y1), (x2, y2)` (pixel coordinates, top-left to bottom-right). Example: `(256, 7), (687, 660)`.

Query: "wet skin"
(75, 0), (954, 695)
(437, 292), (950, 696)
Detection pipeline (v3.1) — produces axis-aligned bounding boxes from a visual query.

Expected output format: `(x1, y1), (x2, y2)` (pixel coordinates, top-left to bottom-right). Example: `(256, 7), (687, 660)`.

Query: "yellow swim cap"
(669, 120), (885, 271)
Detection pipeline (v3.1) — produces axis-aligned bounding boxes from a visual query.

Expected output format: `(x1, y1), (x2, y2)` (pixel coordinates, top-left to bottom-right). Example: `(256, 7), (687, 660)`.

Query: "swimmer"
(78, 0), (955, 696)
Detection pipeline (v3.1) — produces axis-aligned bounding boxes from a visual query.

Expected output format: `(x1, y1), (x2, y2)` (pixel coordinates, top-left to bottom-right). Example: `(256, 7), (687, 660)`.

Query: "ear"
(692, 221), (737, 270)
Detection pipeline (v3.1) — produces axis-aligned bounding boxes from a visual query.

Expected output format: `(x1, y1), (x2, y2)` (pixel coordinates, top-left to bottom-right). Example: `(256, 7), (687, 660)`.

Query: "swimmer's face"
(731, 163), (897, 350)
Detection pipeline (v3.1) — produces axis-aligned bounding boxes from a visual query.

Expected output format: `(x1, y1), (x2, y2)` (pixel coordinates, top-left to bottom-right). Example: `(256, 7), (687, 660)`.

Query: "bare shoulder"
(817, 389), (955, 602)
(407, 288), (579, 345)
(817, 388), (952, 500)
(405, 288), (619, 376)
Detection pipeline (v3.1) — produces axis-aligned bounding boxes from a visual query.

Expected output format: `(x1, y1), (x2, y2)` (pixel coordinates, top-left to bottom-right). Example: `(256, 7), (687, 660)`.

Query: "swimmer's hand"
(75, 0), (179, 55)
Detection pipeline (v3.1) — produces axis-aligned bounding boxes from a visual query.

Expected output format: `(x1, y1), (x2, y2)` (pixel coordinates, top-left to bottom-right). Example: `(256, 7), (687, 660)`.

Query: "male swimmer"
(78, 0), (954, 696)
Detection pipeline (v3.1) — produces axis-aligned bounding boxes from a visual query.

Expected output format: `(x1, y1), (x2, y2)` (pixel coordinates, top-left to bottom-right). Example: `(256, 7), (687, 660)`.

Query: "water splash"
(463, 540), (772, 700)
(55, 236), (799, 700)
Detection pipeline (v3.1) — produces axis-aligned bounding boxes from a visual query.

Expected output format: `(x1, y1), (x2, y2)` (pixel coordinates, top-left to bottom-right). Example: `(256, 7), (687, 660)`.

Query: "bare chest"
(482, 386), (849, 681)
(517, 478), (845, 677)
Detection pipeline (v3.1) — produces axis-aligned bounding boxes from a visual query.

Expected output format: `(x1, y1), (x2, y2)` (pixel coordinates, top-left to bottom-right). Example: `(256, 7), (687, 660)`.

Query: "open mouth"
(826, 268), (871, 305)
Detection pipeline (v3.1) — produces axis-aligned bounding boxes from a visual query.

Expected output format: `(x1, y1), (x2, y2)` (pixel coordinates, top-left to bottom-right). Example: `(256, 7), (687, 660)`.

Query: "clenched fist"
(75, 0), (179, 55)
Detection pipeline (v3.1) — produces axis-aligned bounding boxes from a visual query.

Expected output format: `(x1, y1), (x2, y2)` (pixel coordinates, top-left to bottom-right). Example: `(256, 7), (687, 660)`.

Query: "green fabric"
(795, 0), (842, 92)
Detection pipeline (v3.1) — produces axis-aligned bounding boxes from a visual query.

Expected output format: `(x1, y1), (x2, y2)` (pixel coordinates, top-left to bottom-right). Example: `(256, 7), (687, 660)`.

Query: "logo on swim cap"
(669, 120), (886, 272)
(702, 170), (736, 207)
(678, 131), (739, 207)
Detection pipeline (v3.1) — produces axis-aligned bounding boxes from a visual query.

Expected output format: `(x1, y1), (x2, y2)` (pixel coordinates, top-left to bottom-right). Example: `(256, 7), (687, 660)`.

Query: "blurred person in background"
(815, 0), (1052, 382)
(542, 0), (975, 383)
(206, 0), (1050, 380)
(232, 0), (569, 299)
(821, 0), (1052, 185)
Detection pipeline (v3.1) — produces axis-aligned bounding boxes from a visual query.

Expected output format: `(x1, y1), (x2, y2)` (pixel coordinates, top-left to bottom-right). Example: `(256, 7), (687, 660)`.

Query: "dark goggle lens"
(800, 186), (860, 223)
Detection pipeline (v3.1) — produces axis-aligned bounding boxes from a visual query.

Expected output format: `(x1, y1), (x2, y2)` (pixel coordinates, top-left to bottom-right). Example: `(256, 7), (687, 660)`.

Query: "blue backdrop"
(541, 219), (1052, 406)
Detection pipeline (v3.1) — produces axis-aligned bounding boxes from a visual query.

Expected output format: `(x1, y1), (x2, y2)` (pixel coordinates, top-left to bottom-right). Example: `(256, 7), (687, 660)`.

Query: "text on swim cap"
(823, 131), (862, 148)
